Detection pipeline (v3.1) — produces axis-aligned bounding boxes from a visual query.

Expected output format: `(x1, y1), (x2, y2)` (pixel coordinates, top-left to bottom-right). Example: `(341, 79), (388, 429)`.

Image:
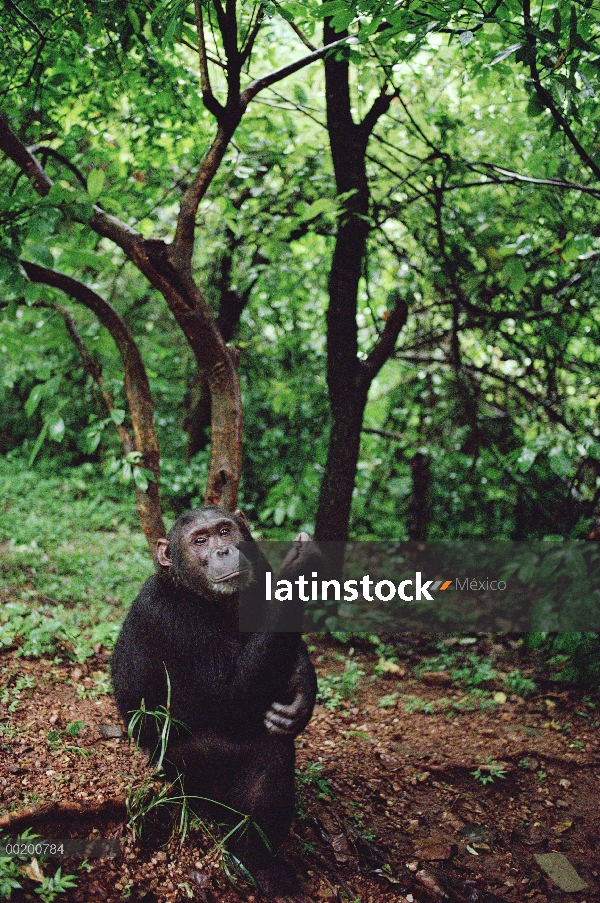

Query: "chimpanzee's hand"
(275, 532), (321, 582)
(234, 509), (253, 539)
(264, 675), (313, 738)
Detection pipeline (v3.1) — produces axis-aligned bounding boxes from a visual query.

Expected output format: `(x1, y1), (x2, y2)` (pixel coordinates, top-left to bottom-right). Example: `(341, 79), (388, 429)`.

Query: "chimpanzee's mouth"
(213, 568), (249, 583)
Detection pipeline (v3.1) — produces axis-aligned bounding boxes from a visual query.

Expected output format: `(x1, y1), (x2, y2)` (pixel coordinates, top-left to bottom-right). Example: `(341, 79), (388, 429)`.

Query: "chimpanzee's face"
(156, 510), (253, 597)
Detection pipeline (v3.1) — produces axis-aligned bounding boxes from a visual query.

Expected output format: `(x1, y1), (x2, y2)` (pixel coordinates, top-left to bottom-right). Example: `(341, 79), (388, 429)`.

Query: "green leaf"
(490, 43), (522, 66)
(127, 6), (141, 31)
(24, 282), (41, 305)
(87, 169), (105, 199)
(299, 198), (337, 221)
(459, 31), (473, 47)
(110, 408), (126, 425)
(48, 416), (65, 442)
(548, 447), (572, 477)
(65, 720), (85, 736)
(81, 428), (103, 454)
(517, 447), (537, 473)
(28, 243), (54, 268)
(25, 384), (45, 418)
(24, 376), (61, 417)
(503, 258), (527, 293)
(133, 467), (149, 491)
(29, 420), (49, 466)
(68, 200), (94, 222)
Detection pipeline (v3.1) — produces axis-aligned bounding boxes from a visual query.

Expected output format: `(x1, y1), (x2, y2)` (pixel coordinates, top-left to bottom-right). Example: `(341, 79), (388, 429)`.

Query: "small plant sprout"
(471, 758), (507, 785)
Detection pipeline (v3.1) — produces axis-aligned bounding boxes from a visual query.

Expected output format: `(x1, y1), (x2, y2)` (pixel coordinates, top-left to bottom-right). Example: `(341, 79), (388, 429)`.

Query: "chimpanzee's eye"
(194, 536), (207, 544)
(220, 528), (230, 536)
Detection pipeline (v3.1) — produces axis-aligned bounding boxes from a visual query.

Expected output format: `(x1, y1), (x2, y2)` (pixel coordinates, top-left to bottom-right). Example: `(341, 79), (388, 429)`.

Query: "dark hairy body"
(111, 507), (318, 902)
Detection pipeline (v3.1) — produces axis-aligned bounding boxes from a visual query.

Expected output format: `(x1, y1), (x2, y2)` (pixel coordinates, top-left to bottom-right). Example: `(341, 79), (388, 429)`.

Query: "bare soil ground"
(0, 636), (598, 903)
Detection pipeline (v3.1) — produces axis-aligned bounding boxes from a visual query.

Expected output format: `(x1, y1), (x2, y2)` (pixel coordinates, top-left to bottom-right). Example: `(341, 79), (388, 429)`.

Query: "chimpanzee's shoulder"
(122, 574), (179, 627)
(133, 572), (166, 600)
(127, 573), (218, 635)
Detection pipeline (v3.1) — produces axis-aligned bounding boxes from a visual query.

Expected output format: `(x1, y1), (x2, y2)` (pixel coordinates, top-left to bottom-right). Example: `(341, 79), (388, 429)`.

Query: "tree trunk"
(185, 283), (249, 460)
(314, 18), (370, 542)
(315, 387), (368, 541)
(408, 452), (430, 541)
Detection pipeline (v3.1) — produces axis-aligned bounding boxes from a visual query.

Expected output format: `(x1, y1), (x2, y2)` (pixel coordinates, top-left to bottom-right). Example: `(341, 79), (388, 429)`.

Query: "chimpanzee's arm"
(227, 631), (302, 713)
(226, 527), (319, 723)
(264, 641), (317, 738)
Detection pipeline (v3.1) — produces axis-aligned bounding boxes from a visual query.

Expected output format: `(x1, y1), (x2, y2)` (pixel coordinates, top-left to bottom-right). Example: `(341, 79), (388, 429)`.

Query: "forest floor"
(0, 634), (599, 903)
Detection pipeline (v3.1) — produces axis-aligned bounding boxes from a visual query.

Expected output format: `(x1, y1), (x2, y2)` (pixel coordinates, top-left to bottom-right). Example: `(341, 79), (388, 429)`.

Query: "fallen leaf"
(534, 852), (588, 892)
(377, 658), (404, 674)
(22, 858), (44, 883)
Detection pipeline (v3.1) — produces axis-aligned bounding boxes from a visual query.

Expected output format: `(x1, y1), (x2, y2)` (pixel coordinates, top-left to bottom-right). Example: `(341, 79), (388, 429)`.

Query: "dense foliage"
(1, 0), (600, 542)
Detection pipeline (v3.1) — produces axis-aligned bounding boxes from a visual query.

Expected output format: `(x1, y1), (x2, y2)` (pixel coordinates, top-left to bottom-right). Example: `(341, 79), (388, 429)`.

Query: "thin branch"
(239, 38), (348, 107)
(28, 143), (87, 188)
(195, 0), (224, 119)
(359, 85), (397, 142)
(394, 95), (439, 154)
(271, 0), (317, 51)
(522, 0), (600, 181)
(5, 0), (47, 39)
(0, 116), (143, 258)
(171, 37), (348, 270)
(49, 302), (135, 452)
(20, 262), (158, 459)
(362, 426), (405, 441)
(396, 351), (574, 433)
(21, 261), (165, 549)
(360, 298), (409, 386)
(240, 2), (265, 63)
(468, 161), (600, 199)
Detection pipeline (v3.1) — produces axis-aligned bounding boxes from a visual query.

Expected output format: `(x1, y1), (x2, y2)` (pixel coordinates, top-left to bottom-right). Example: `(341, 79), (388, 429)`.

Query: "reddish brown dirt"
(0, 637), (598, 903)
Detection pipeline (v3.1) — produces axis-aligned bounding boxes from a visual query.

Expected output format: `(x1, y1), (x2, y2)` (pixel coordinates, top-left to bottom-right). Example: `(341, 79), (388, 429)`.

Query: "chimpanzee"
(111, 506), (319, 902)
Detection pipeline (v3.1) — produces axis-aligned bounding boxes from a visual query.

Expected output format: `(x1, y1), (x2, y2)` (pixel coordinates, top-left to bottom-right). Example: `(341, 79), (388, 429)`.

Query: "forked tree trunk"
(315, 17), (405, 542)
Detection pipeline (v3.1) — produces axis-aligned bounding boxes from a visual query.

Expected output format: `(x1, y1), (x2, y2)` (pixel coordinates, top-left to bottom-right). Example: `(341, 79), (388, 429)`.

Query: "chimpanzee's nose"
(215, 547), (230, 557)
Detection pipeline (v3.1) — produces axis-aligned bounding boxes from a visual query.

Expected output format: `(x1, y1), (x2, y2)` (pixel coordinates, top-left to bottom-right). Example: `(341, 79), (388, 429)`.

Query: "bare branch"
(271, 0), (317, 52)
(362, 426), (405, 441)
(195, 1), (225, 119)
(468, 161), (600, 199)
(28, 143), (87, 188)
(360, 298), (409, 385)
(50, 302), (135, 453)
(171, 123), (238, 270)
(522, 0), (600, 182)
(5, 0), (47, 39)
(395, 94), (439, 154)
(221, 0), (239, 65)
(359, 85), (397, 141)
(240, 3), (265, 63)
(172, 37), (348, 270)
(0, 115), (52, 194)
(239, 38), (348, 107)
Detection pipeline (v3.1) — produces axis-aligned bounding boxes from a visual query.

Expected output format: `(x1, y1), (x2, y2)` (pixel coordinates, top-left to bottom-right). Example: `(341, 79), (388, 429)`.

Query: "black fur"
(111, 506), (317, 897)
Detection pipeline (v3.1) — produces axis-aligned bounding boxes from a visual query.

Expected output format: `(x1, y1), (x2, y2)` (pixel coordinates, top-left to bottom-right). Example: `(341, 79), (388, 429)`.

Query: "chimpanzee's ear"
(156, 539), (172, 567)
